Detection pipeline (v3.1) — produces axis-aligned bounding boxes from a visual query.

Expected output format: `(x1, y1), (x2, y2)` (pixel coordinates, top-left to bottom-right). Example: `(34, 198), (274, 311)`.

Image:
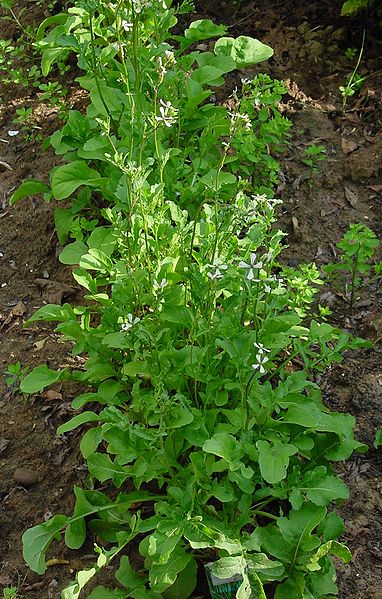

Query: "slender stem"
(350, 250), (359, 310)
(89, 13), (113, 123)
(342, 29), (365, 112)
(252, 510), (278, 521)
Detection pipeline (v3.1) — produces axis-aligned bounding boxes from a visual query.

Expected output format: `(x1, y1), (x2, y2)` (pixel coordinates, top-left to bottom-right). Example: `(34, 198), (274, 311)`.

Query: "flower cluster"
(228, 111), (252, 132)
(154, 99), (178, 128)
(206, 258), (228, 281)
(121, 313), (140, 331)
(239, 253), (263, 281)
(252, 342), (270, 374)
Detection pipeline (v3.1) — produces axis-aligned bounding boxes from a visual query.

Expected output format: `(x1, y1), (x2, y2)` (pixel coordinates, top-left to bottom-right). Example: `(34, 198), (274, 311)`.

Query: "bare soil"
(0, 0), (381, 597)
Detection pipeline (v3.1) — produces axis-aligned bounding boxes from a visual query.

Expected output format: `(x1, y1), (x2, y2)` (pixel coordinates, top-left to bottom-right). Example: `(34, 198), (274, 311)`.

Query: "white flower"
(164, 49), (175, 65)
(154, 99), (177, 128)
(121, 20), (133, 32)
(158, 56), (167, 78)
(239, 253), (263, 281)
(154, 278), (168, 291)
(264, 282), (271, 293)
(121, 313), (140, 331)
(206, 258), (228, 281)
(252, 353), (269, 374)
(262, 249), (274, 263)
(228, 111), (252, 131)
(253, 342), (269, 355)
(241, 78), (252, 86)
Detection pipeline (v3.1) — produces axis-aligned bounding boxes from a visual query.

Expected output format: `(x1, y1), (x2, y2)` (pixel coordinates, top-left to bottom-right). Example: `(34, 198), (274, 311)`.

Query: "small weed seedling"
(340, 31), (382, 112)
(4, 361), (29, 392)
(12, 107), (42, 143)
(341, 0), (371, 15)
(345, 47), (357, 60)
(325, 223), (381, 309)
(301, 143), (326, 176)
(2, 586), (18, 599)
(374, 428), (382, 448)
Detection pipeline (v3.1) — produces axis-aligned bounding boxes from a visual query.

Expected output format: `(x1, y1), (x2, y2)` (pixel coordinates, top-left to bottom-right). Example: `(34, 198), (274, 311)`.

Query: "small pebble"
(13, 467), (39, 487)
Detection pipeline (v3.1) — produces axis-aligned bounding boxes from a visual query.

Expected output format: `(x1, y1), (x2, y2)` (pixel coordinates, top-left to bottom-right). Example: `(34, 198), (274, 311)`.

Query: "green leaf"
(159, 307), (193, 328)
(122, 361), (150, 377)
(22, 515), (68, 574)
(20, 365), (64, 394)
(42, 47), (68, 76)
(116, 555), (148, 593)
(102, 332), (131, 349)
(307, 558), (338, 596)
(150, 549), (192, 593)
(208, 555), (246, 580)
(321, 512), (344, 543)
(165, 405), (194, 429)
(9, 180), (50, 205)
(374, 427), (382, 448)
(73, 268), (97, 292)
(190, 65), (226, 86)
(26, 303), (75, 324)
(247, 553), (284, 580)
(87, 227), (116, 256)
(59, 240), (88, 265)
(57, 411), (100, 435)
(164, 556), (197, 599)
(87, 587), (126, 599)
(214, 36), (273, 68)
(341, 0), (368, 15)
(274, 572), (305, 599)
(200, 169), (236, 191)
(80, 426), (103, 459)
(184, 19), (227, 42)
(35, 12), (68, 41)
(303, 468), (349, 506)
(78, 137), (110, 160)
(239, 570), (266, 599)
(61, 565), (97, 599)
(65, 488), (111, 550)
(307, 540), (351, 571)
(203, 433), (243, 463)
(278, 502), (326, 548)
(87, 453), (128, 487)
(256, 440), (298, 484)
(54, 207), (73, 245)
(283, 402), (355, 436)
(80, 248), (113, 272)
(51, 161), (100, 200)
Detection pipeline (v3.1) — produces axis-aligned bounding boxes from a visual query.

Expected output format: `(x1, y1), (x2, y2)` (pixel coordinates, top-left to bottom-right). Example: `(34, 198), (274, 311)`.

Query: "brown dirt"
(0, 0), (381, 597)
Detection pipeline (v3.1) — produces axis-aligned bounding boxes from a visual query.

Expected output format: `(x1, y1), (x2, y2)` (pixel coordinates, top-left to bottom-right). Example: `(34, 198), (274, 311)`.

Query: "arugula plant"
(325, 223), (381, 309)
(11, 1), (369, 597)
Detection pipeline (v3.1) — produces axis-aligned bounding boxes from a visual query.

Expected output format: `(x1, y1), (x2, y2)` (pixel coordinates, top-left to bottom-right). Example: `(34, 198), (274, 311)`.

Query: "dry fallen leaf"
(368, 184), (382, 193)
(292, 216), (300, 240)
(34, 278), (76, 304)
(12, 301), (27, 316)
(34, 337), (48, 351)
(0, 436), (9, 455)
(0, 302), (27, 328)
(42, 389), (63, 401)
(341, 138), (358, 155)
(344, 187), (358, 208)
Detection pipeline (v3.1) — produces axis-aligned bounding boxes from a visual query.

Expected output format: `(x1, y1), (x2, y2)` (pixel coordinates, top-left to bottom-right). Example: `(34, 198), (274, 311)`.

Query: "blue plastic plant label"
(205, 562), (244, 598)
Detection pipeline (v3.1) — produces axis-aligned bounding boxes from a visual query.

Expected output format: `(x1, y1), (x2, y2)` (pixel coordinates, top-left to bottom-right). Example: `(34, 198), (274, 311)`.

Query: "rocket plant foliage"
(12, 0), (369, 597)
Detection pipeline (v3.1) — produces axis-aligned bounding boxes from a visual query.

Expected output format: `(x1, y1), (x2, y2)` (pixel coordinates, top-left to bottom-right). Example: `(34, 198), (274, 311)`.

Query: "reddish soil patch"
(1, 0), (381, 597)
